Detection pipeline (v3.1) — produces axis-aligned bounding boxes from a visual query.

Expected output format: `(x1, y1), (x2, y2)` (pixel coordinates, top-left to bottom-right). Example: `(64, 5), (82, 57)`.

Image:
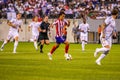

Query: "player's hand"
(12, 25), (17, 28)
(28, 29), (30, 32)
(81, 30), (84, 32)
(102, 34), (105, 38)
(21, 29), (23, 32)
(67, 20), (70, 27)
(42, 30), (46, 32)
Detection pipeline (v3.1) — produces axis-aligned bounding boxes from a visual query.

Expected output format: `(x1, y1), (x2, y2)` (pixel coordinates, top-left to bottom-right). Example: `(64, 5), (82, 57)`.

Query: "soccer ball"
(66, 54), (72, 60)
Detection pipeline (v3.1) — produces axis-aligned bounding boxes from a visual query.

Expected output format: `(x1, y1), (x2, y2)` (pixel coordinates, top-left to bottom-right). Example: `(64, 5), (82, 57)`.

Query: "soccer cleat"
(40, 50), (43, 53)
(64, 54), (68, 58)
(94, 48), (99, 57)
(96, 60), (101, 65)
(0, 48), (3, 51)
(13, 51), (16, 54)
(82, 49), (85, 52)
(48, 53), (52, 60)
(36, 48), (38, 51)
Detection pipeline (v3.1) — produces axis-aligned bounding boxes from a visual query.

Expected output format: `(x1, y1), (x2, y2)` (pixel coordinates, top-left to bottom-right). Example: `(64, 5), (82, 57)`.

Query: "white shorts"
(80, 36), (88, 42)
(31, 35), (39, 40)
(100, 37), (112, 48)
(7, 31), (19, 40)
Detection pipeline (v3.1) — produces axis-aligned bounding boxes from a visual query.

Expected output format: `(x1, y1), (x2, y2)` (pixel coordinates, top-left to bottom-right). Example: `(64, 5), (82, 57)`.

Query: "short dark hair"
(111, 9), (118, 15)
(42, 15), (48, 19)
(59, 12), (65, 17)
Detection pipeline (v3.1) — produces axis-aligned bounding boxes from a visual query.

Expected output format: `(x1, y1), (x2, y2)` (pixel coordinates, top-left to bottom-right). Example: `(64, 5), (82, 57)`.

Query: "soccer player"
(48, 12), (71, 60)
(38, 15), (51, 53)
(94, 9), (118, 65)
(0, 13), (23, 53)
(79, 19), (90, 51)
(28, 16), (40, 50)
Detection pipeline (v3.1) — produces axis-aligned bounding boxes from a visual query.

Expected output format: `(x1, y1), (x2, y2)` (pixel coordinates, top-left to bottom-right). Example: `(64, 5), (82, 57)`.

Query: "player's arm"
(67, 20), (70, 27)
(28, 26), (30, 31)
(49, 23), (53, 28)
(18, 25), (23, 32)
(112, 27), (117, 38)
(64, 20), (70, 27)
(101, 17), (110, 38)
(78, 24), (84, 32)
(87, 24), (90, 32)
(7, 21), (16, 28)
(39, 25), (46, 33)
(48, 24), (51, 37)
(101, 23), (106, 38)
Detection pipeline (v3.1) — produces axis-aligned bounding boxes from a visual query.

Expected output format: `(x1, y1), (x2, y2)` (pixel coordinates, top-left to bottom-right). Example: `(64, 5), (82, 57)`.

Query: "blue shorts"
(55, 36), (66, 44)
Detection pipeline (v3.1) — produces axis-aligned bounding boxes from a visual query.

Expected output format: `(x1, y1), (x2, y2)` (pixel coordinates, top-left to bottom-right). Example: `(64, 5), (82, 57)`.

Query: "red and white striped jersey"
(53, 19), (68, 36)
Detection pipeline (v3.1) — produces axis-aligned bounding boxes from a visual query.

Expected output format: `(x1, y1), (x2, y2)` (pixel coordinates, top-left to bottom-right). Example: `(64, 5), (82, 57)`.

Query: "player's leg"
(49, 43), (60, 54)
(94, 38), (108, 57)
(45, 39), (50, 45)
(48, 43), (60, 60)
(81, 36), (85, 51)
(96, 45), (110, 65)
(64, 41), (69, 54)
(0, 40), (9, 51)
(40, 40), (44, 53)
(0, 33), (12, 51)
(34, 40), (38, 50)
(13, 36), (18, 53)
(64, 40), (72, 59)
(95, 39), (111, 65)
(33, 36), (38, 50)
(40, 39), (50, 53)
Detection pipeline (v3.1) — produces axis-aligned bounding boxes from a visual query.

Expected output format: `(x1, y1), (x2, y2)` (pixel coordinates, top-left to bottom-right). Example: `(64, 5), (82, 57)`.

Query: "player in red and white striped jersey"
(48, 12), (71, 60)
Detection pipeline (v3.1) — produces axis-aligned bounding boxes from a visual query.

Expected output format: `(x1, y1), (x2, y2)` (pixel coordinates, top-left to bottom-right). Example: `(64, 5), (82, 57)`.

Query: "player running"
(94, 9), (118, 65)
(28, 16), (40, 50)
(79, 19), (90, 51)
(0, 13), (23, 53)
(48, 12), (72, 60)
(38, 15), (51, 53)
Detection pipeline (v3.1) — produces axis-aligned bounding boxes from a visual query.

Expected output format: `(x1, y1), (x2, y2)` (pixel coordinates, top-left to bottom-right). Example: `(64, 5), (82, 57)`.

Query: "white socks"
(96, 47), (110, 64)
(34, 41), (38, 50)
(96, 53), (106, 63)
(13, 41), (18, 53)
(81, 41), (85, 51)
(96, 47), (109, 53)
(1, 40), (7, 49)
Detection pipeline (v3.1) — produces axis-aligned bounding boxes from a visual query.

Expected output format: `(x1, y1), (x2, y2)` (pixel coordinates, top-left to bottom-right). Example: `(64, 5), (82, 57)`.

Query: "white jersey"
(100, 16), (116, 47)
(79, 23), (90, 36)
(7, 18), (22, 40)
(9, 18), (22, 32)
(104, 16), (116, 40)
(29, 22), (40, 36)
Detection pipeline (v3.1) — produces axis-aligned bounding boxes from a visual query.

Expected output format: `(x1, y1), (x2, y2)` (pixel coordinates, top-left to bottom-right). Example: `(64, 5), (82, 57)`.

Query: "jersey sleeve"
(29, 22), (33, 27)
(40, 22), (44, 29)
(78, 24), (82, 30)
(64, 19), (68, 25)
(19, 20), (23, 26)
(87, 24), (90, 29)
(53, 20), (58, 25)
(10, 19), (15, 23)
(104, 17), (110, 25)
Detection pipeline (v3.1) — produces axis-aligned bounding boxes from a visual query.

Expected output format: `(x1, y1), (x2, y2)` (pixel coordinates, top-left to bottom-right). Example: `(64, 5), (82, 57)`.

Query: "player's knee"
(55, 44), (60, 48)
(15, 37), (18, 41)
(65, 41), (69, 45)
(41, 40), (44, 44)
(103, 50), (110, 55)
(46, 42), (49, 45)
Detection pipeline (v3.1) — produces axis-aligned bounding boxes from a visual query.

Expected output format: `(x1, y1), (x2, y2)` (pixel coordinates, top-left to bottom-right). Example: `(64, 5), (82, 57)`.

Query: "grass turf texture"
(0, 42), (120, 80)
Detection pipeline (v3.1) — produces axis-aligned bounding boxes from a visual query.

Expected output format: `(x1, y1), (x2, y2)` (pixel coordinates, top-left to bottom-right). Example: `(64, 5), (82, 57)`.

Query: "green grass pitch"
(0, 42), (120, 80)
